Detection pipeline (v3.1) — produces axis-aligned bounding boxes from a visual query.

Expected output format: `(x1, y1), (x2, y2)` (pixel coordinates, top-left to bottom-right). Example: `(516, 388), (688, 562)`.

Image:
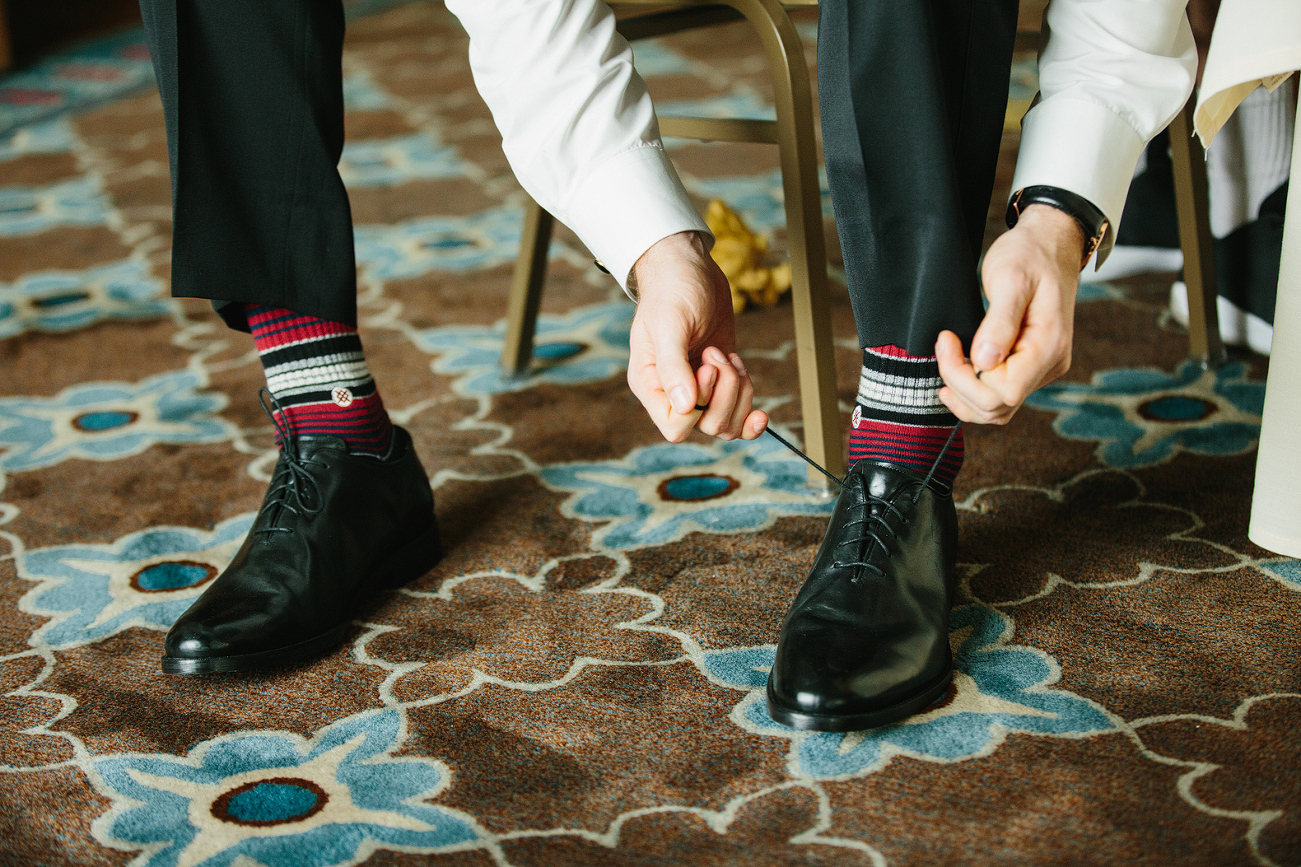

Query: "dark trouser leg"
(138, 0), (356, 332)
(818, 0), (1019, 354)
(766, 0), (1021, 731)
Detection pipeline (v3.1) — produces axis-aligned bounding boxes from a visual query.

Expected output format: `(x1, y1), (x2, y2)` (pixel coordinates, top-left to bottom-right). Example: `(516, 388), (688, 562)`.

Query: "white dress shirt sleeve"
(1011, 0), (1198, 259)
(442, 0), (709, 293)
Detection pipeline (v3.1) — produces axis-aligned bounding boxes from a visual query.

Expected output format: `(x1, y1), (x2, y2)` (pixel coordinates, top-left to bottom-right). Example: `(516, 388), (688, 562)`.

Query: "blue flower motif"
(539, 433), (835, 550)
(660, 91), (777, 123)
(0, 117), (79, 160)
(1076, 281), (1126, 303)
(0, 30), (156, 137)
(1024, 360), (1264, 468)
(339, 134), (467, 188)
(0, 174), (111, 236)
(341, 70), (393, 112)
(0, 259), (172, 338)
(93, 710), (480, 867)
(412, 301), (633, 396)
(704, 606), (1115, 780)
(353, 207), (523, 280)
(1259, 559), (1301, 593)
(19, 514), (254, 649)
(0, 370), (232, 471)
(628, 40), (694, 76)
(682, 168), (834, 233)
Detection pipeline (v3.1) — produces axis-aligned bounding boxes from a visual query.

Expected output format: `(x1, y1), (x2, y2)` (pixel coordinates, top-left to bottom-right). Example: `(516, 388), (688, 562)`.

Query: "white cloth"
(1205, 79), (1295, 238)
(444, 0), (708, 292)
(1193, 0), (1301, 558)
(1010, 0), (1198, 262)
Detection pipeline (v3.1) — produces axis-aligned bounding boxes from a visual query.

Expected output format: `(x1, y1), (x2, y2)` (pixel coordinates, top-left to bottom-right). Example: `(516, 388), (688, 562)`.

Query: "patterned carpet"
(2, 4), (1299, 866)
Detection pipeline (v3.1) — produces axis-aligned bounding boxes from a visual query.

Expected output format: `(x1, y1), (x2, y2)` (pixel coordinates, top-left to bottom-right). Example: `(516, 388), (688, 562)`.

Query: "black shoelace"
(254, 388), (324, 535)
(764, 423), (962, 580)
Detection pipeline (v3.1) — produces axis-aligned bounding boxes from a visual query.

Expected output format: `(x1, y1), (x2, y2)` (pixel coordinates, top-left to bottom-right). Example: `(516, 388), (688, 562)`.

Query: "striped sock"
(245, 304), (394, 458)
(848, 344), (963, 488)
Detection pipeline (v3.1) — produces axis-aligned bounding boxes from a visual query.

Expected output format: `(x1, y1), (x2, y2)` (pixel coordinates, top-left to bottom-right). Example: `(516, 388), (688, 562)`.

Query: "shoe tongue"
(852, 460), (927, 503)
(292, 435), (349, 458)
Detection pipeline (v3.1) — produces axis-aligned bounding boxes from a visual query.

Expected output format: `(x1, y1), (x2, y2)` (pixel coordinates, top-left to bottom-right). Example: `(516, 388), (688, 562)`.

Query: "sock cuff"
(857, 345), (955, 424)
(246, 306), (358, 347)
(246, 304), (393, 457)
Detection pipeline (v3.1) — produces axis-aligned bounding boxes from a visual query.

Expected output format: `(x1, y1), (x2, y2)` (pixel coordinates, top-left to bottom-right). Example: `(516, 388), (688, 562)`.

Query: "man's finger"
(648, 318), (699, 415)
(697, 355), (741, 439)
(696, 362), (718, 408)
(935, 330), (1006, 415)
(726, 373), (756, 439)
(740, 409), (769, 440)
(971, 266), (1033, 371)
(628, 339), (701, 442)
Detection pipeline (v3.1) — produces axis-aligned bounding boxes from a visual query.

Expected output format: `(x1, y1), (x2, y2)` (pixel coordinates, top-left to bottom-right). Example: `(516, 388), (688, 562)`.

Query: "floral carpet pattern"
(1, 4), (1297, 866)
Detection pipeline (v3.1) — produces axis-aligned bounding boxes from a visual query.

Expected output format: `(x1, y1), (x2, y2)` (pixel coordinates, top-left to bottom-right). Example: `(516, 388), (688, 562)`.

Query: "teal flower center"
(533, 341), (586, 362)
(0, 197), (37, 216)
(212, 777), (328, 826)
(1137, 395), (1217, 422)
(72, 410), (138, 432)
(420, 235), (472, 250)
(31, 291), (91, 308)
(658, 474), (739, 502)
(130, 561), (217, 592)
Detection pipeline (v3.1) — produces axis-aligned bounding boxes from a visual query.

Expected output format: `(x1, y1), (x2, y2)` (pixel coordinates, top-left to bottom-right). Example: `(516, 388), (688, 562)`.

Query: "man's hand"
(626, 231), (769, 443)
(935, 204), (1085, 425)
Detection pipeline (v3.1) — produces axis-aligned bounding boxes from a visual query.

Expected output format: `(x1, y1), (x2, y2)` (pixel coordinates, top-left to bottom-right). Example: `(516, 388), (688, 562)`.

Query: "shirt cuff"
(561, 144), (711, 298)
(1010, 97), (1148, 265)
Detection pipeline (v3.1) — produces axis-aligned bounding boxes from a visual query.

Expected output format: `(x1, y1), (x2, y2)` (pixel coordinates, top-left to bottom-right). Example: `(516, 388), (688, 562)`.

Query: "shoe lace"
(254, 388), (324, 535)
(766, 423), (962, 581)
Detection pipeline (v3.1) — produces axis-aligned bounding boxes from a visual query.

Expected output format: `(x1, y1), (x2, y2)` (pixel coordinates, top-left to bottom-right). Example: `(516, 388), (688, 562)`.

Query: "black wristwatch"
(1006, 185), (1110, 270)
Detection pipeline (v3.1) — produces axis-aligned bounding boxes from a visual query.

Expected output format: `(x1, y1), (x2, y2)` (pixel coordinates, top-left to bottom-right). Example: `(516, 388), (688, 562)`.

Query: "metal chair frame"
(500, 0), (842, 488)
(501, 2), (1221, 492)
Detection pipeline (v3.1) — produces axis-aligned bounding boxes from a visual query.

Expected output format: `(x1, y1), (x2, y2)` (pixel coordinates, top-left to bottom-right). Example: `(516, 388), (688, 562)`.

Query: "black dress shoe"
(766, 459), (957, 731)
(161, 425), (442, 675)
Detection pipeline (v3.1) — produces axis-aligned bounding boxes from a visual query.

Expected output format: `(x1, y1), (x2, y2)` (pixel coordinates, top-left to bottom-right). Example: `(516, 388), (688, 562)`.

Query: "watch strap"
(1006, 185), (1110, 269)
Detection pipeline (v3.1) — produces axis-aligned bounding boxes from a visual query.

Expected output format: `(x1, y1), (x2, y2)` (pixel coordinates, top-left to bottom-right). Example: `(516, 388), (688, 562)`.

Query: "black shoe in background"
(1105, 128), (1286, 336)
(161, 424), (442, 675)
(766, 459), (957, 732)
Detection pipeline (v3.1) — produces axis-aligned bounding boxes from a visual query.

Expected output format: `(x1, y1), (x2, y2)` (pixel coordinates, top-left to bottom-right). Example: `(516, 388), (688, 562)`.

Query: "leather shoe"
(161, 425), (442, 674)
(766, 459), (956, 730)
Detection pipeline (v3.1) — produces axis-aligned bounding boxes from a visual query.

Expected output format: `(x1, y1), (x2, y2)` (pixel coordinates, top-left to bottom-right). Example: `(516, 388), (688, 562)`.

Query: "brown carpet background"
(1, 4), (1298, 865)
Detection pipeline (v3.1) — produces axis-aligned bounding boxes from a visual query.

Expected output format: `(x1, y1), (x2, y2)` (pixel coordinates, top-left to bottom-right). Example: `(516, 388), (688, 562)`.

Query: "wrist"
(1006, 186), (1108, 270)
(629, 231), (710, 301)
(1016, 204), (1086, 264)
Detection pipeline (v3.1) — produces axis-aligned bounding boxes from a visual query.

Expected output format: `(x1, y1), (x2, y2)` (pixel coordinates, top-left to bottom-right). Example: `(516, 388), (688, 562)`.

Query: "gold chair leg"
(501, 196), (554, 377)
(1169, 98), (1226, 368)
(738, 0), (845, 488)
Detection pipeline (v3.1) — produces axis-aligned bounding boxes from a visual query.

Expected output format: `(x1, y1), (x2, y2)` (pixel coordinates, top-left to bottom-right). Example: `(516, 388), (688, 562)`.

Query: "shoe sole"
(160, 519), (443, 675)
(764, 662), (953, 732)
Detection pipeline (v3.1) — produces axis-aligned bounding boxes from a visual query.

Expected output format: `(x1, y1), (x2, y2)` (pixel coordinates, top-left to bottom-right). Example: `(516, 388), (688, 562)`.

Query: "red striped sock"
(245, 304), (394, 457)
(848, 344), (963, 488)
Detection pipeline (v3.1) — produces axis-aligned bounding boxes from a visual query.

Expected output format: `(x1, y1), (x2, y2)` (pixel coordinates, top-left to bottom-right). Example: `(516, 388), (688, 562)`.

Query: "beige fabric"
(1247, 117), (1301, 557)
(1195, 1), (1301, 556)
(1194, 0), (1301, 146)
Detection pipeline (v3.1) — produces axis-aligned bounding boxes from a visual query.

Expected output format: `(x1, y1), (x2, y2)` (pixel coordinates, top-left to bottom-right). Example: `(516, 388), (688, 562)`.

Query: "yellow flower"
(704, 199), (792, 313)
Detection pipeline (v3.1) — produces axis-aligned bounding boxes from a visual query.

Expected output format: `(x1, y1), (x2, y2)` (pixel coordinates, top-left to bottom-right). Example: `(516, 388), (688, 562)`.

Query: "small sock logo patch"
(331, 386), (354, 408)
(851, 405), (864, 430)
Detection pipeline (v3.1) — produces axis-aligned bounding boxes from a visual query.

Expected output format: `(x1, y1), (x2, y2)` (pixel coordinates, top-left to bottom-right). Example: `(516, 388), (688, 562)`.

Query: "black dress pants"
(140, 0), (356, 332)
(819, 0), (1019, 355)
(141, 0), (1017, 346)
